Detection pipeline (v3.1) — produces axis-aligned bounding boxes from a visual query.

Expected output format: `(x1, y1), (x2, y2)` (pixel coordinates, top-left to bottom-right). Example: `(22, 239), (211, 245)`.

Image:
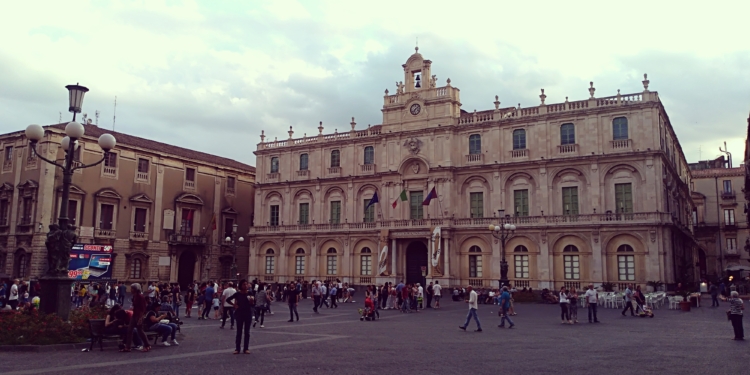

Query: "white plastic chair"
(613, 294), (624, 309)
(604, 293), (615, 309)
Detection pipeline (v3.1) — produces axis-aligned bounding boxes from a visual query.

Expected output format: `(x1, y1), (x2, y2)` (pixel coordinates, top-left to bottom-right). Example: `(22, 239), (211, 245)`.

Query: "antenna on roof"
(58, 112), (61, 123)
(719, 141), (732, 168)
(112, 96), (117, 131)
(95, 110), (100, 126)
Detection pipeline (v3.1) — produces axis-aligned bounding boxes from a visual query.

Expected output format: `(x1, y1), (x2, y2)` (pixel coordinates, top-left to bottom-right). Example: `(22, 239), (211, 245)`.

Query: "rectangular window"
(330, 151), (340, 168)
(470, 192), (484, 218)
(137, 158), (149, 173)
(0, 200), (9, 226)
(613, 118), (629, 140)
(364, 146), (374, 165)
(617, 255), (635, 281)
(410, 191), (423, 220)
(227, 176), (236, 193)
(724, 209), (735, 225)
(265, 256), (275, 274)
(560, 124), (575, 145)
(299, 203), (309, 225)
(614, 183), (633, 213)
(727, 238), (737, 250)
(514, 255), (529, 279)
(4, 146), (12, 161)
(224, 217), (234, 238)
(295, 256), (305, 275)
(563, 255), (580, 280)
(327, 255), (337, 275)
(21, 197), (32, 224)
(469, 135), (481, 155)
(67, 200), (78, 226)
(100, 204), (114, 230)
(180, 209), (194, 235)
(104, 153), (117, 168)
(562, 187), (579, 215)
(330, 201), (341, 224)
(270, 205), (279, 226)
(723, 180), (732, 194)
(513, 189), (529, 217)
(270, 157), (279, 173)
(469, 255), (482, 278)
(134, 207), (147, 232)
(73, 146), (81, 162)
(299, 154), (309, 171)
(361, 255), (372, 276)
(363, 200), (375, 223)
(185, 167), (196, 181)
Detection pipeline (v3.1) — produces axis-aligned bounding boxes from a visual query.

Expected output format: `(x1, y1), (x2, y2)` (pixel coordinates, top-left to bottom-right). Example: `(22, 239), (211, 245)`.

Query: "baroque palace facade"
(0, 121), (255, 286)
(248, 48), (699, 290)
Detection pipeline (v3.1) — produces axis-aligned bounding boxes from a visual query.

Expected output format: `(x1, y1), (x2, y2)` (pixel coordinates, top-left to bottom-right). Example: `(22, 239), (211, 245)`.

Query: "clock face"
(410, 103), (421, 115)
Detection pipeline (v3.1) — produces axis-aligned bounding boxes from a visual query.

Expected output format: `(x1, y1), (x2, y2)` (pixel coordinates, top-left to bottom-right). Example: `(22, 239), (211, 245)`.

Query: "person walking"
(497, 286), (515, 329)
(185, 285), (195, 318)
(621, 284), (635, 317)
(286, 281), (300, 322)
(202, 283), (215, 320)
(171, 284), (181, 318)
(426, 282), (434, 309)
(312, 280), (322, 313)
(584, 284), (600, 323)
(226, 280), (254, 354)
(8, 279), (19, 311)
(124, 283), (151, 352)
(709, 282), (720, 307)
(459, 286), (482, 332)
(329, 283), (338, 309)
(118, 282), (127, 306)
(221, 282), (237, 329)
(728, 291), (744, 340)
(254, 284), (268, 328)
(433, 281), (442, 309)
(569, 287), (579, 323)
(559, 286), (572, 324)
(320, 282), (329, 308)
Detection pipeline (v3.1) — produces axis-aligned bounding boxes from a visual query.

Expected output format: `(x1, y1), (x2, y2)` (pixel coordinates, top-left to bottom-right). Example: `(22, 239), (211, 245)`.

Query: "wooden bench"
(88, 319), (122, 351)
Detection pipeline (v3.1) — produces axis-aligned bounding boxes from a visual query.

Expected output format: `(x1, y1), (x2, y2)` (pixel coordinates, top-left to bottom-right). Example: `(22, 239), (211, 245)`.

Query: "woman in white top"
(559, 286), (572, 324)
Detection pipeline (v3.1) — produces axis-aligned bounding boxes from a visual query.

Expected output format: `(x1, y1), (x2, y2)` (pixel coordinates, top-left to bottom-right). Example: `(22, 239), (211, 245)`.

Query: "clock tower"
(381, 47), (462, 131)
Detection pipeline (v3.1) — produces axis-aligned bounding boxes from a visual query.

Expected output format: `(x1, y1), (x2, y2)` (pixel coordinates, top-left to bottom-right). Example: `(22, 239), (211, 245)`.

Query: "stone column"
(591, 230), (604, 284)
(538, 232), (551, 289)
(443, 234), (451, 280)
(391, 238), (397, 281)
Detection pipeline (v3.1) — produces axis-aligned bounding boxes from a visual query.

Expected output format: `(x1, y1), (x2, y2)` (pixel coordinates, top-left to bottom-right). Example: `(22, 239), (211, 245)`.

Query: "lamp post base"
(39, 275), (72, 321)
(498, 279), (510, 288)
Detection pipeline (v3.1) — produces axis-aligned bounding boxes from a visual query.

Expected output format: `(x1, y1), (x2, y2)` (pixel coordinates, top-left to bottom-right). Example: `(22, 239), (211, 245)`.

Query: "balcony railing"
(3, 160), (12, 171)
(95, 228), (117, 239)
(129, 231), (148, 241)
(184, 180), (196, 189)
(249, 211), (675, 234)
(510, 149), (528, 158)
(136, 171), (149, 181)
(725, 248), (740, 257)
(558, 144), (578, 154)
(297, 170), (310, 178)
(103, 166), (117, 176)
(610, 139), (632, 149)
(721, 190), (736, 200)
(361, 164), (375, 174)
(328, 167), (341, 175)
(512, 280), (531, 289)
(466, 154), (483, 163)
(359, 277), (372, 285)
(168, 233), (207, 245)
(266, 173), (279, 181)
(564, 281), (582, 290)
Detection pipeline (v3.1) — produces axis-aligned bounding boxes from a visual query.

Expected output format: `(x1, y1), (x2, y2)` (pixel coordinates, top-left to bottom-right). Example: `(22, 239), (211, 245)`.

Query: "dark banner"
(68, 244), (114, 281)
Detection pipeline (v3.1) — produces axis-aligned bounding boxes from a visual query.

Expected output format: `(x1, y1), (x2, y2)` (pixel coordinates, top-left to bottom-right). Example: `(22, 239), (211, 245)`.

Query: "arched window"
(360, 247), (372, 275)
(469, 245), (482, 278)
(270, 157), (279, 173)
(560, 123), (575, 145)
(265, 249), (275, 274)
(363, 146), (374, 165)
(330, 150), (340, 168)
(295, 248), (305, 275)
(326, 248), (337, 275)
(617, 244), (635, 281)
(130, 259), (142, 279)
(613, 117), (628, 140)
(514, 246), (529, 279)
(513, 129), (526, 150)
(563, 245), (579, 280)
(299, 154), (309, 171)
(469, 134), (481, 155)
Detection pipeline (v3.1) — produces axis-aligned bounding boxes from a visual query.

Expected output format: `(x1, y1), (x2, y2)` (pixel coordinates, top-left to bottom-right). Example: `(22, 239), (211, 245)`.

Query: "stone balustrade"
(249, 211), (675, 234)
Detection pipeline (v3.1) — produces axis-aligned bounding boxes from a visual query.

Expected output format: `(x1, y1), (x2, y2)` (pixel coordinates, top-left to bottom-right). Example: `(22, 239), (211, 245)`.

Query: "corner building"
(249, 49), (699, 290)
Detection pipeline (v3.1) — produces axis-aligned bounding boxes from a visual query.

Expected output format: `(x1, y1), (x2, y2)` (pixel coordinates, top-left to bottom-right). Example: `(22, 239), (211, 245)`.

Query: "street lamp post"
(225, 223), (244, 280)
(25, 84), (116, 320)
(489, 209), (516, 289)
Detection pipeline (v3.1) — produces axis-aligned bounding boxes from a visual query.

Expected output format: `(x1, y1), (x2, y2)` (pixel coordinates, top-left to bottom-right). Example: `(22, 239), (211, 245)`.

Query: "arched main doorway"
(406, 241), (428, 287)
(178, 251), (197, 289)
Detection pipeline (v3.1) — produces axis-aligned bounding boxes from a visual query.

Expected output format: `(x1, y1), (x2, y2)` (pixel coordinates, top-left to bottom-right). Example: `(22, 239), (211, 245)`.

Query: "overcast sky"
(2, 1), (749, 167)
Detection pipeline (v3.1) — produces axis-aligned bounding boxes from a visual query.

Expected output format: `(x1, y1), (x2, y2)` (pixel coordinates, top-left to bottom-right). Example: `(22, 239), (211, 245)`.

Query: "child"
(212, 295), (220, 319)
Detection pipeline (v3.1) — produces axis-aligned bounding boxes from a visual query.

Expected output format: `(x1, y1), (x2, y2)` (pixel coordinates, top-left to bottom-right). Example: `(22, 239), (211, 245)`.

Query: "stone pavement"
(1, 298), (748, 375)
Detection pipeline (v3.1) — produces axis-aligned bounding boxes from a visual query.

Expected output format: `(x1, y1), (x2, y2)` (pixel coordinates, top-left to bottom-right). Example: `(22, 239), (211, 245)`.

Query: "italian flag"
(392, 189), (407, 208)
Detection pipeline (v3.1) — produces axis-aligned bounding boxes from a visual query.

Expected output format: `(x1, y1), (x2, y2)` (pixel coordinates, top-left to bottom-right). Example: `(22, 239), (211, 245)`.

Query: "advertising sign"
(68, 243), (114, 281)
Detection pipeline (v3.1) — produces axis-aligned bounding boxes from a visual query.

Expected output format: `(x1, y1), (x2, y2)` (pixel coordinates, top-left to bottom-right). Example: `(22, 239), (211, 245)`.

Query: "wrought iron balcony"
(168, 233), (207, 245)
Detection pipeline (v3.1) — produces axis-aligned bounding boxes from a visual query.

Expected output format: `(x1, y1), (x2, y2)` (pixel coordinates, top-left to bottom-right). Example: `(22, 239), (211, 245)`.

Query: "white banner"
(378, 245), (389, 275)
(431, 226), (441, 267)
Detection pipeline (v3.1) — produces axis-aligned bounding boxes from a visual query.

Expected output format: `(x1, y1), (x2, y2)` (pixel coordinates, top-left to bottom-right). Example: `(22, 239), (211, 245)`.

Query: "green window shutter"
(615, 183), (633, 213)
(562, 187), (579, 215)
(514, 190), (529, 216)
(470, 192), (483, 218)
(410, 192), (423, 219)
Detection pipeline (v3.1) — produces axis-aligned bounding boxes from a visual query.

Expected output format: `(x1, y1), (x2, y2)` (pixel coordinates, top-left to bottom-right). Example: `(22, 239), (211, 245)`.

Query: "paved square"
(1, 297), (747, 375)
